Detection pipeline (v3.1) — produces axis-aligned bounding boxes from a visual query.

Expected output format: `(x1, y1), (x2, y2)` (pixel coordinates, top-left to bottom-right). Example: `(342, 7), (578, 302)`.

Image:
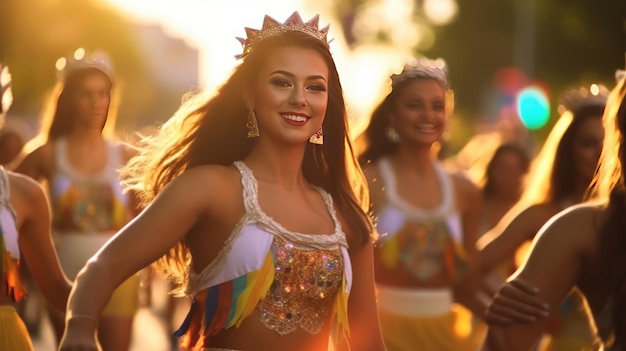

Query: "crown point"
(320, 24), (330, 36)
(262, 15), (282, 30)
(244, 27), (260, 38)
(305, 14), (320, 28)
(284, 11), (305, 26)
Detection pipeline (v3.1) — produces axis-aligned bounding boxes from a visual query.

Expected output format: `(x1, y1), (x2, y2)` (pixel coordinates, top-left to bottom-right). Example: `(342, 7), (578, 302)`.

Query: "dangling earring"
(309, 127), (323, 145)
(246, 108), (259, 138)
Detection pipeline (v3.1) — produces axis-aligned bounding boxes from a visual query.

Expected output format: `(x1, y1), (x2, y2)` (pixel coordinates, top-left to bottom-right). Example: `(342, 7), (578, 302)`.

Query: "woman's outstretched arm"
(483, 205), (597, 351)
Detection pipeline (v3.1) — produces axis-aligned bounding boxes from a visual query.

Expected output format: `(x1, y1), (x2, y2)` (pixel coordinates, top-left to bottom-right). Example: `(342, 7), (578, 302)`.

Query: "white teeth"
(415, 124), (436, 130)
(283, 114), (307, 122)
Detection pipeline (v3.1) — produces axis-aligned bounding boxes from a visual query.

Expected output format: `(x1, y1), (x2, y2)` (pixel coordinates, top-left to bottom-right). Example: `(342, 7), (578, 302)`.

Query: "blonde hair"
(587, 77), (626, 202)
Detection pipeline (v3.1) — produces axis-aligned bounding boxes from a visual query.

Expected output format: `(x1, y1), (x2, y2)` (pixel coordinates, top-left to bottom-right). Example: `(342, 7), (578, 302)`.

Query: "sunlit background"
(98, 0), (458, 134)
(0, 0), (624, 156)
(0, 3), (624, 348)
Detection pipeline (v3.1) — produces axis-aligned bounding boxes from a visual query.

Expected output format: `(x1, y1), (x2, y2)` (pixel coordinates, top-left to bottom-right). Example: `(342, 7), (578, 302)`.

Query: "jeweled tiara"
(56, 48), (114, 82)
(390, 57), (449, 90)
(559, 84), (609, 114)
(235, 11), (330, 59)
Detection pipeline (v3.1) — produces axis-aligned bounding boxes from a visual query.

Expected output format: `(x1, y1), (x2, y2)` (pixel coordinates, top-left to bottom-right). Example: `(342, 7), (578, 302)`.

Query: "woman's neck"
(390, 142), (436, 173)
(243, 141), (308, 190)
(65, 129), (105, 145)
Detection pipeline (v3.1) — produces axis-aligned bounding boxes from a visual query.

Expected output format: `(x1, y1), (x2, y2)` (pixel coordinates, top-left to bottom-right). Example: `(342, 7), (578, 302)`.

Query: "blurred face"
(489, 150), (528, 198)
(71, 71), (111, 130)
(572, 116), (604, 183)
(250, 46), (329, 145)
(390, 78), (446, 146)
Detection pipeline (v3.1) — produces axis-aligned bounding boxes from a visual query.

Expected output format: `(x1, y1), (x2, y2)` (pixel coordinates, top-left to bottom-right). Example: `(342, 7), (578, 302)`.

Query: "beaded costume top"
(0, 167), (26, 302)
(174, 161), (352, 349)
(375, 158), (469, 282)
(48, 138), (129, 234)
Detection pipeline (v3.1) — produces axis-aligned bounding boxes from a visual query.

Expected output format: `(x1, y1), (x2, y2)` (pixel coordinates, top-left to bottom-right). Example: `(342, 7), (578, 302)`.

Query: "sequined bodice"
(258, 236), (344, 335)
(175, 161), (352, 349)
(390, 220), (458, 280)
(49, 138), (129, 234)
(375, 158), (469, 281)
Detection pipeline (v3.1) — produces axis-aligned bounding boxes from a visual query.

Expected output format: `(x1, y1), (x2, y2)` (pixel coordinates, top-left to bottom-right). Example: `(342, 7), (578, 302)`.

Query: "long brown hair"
(587, 76), (626, 349)
(47, 68), (115, 140)
(121, 30), (374, 292)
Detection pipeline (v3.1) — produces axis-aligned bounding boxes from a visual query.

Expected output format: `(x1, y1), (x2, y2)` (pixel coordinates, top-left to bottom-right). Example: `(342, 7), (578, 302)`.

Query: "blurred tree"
(425, 0), (625, 130)
(0, 0), (146, 120)
(315, 0), (625, 145)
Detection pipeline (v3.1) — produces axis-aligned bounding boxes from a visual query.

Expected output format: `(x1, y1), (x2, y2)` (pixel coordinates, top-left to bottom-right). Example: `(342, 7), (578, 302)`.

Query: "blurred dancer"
(0, 63), (72, 351)
(358, 57), (483, 350)
(483, 66), (626, 351)
(478, 142), (530, 237)
(16, 49), (140, 351)
(479, 84), (608, 350)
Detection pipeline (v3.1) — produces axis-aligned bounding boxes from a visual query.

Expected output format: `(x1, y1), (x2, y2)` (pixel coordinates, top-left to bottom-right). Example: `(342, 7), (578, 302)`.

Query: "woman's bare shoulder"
(173, 164), (242, 194)
(15, 142), (55, 177)
(7, 171), (45, 199)
(6, 171), (48, 223)
(534, 203), (603, 249)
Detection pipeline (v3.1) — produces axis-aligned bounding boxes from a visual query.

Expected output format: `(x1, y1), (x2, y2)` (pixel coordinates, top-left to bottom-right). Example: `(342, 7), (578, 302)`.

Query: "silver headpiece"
(558, 84), (609, 115)
(390, 57), (449, 90)
(56, 48), (114, 82)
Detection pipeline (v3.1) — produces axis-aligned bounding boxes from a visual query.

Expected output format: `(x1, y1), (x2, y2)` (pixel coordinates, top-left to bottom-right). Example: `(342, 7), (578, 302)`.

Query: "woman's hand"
(58, 317), (101, 351)
(485, 278), (550, 325)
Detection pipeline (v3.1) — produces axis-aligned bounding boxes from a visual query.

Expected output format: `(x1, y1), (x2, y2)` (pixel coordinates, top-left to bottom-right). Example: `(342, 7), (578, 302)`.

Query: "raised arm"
(483, 205), (596, 351)
(478, 204), (556, 274)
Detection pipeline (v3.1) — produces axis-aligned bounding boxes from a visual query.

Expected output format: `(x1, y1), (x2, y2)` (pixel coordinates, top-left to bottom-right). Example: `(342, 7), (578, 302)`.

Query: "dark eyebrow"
(269, 70), (327, 82)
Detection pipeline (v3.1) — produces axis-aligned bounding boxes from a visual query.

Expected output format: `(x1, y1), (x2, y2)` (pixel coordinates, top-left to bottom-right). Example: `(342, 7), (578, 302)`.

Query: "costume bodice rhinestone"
(257, 236), (344, 335)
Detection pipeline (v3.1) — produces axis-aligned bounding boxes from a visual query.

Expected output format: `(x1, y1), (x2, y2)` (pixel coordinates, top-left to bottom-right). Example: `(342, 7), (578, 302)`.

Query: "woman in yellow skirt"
(357, 57), (484, 351)
(0, 63), (72, 350)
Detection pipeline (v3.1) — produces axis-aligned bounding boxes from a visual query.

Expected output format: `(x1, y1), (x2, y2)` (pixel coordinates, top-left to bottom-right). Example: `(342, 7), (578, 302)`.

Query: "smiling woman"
(245, 46), (328, 145)
(57, 11), (385, 351)
(357, 57), (484, 351)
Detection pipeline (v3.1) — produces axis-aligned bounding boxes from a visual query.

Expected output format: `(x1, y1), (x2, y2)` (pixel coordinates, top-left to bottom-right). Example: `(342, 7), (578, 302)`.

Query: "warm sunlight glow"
(55, 57), (67, 71)
(352, 0), (420, 48)
(423, 0), (458, 26)
(337, 45), (410, 135)
(102, 0), (417, 133)
(73, 47), (86, 60)
(103, 0), (307, 92)
(590, 83), (600, 96)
